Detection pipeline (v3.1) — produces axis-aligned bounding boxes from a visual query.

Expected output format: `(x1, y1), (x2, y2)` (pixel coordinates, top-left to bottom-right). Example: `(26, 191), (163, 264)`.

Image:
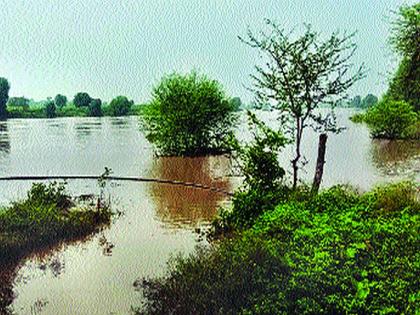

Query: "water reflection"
(148, 156), (232, 228)
(370, 139), (420, 177)
(0, 122), (10, 155)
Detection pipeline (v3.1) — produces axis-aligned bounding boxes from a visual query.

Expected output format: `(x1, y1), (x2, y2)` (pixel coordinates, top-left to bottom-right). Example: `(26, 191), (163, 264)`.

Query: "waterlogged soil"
(0, 111), (418, 314)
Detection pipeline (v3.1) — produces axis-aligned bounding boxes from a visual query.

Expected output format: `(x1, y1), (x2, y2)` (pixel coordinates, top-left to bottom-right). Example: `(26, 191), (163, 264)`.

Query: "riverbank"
(137, 181), (420, 314)
(0, 182), (112, 312)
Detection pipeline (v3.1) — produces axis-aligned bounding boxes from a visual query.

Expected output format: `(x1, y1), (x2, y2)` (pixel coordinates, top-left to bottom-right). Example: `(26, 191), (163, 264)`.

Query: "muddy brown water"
(0, 110), (418, 314)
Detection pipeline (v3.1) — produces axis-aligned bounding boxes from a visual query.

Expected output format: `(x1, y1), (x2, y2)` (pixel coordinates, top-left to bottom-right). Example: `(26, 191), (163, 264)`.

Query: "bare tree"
(241, 20), (366, 190)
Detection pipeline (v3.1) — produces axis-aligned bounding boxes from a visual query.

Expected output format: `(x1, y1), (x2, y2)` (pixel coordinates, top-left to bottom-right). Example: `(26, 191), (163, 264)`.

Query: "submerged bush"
(0, 182), (112, 265)
(365, 99), (418, 139)
(138, 182), (420, 314)
(140, 71), (237, 156)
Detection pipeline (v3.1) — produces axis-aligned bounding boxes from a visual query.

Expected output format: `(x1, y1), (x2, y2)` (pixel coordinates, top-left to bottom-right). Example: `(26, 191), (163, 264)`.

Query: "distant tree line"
(0, 80), (138, 119)
(348, 94), (378, 109)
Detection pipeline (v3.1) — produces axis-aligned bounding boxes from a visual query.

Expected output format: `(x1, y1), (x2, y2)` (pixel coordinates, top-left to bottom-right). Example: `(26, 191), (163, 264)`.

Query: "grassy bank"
(0, 182), (112, 265)
(137, 182), (420, 314)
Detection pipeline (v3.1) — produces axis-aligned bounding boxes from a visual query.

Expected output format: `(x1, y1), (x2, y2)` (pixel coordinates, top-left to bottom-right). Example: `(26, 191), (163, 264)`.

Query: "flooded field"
(0, 110), (418, 314)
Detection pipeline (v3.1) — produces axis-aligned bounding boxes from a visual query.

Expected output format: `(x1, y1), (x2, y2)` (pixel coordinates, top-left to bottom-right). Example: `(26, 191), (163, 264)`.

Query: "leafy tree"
(387, 3), (420, 110)
(361, 93), (378, 108)
(73, 92), (92, 108)
(241, 20), (365, 188)
(365, 98), (417, 139)
(89, 98), (103, 117)
(45, 100), (56, 118)
(0, 77), (10, 118)
(140, 72), (237, 156)
(108, 96), (133, 116)
(7, 96), (29, 109)
(54, 94), (67, 108)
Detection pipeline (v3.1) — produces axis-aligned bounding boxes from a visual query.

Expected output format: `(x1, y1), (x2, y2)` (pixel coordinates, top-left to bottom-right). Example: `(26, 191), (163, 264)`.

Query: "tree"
(45, 100), (56, 118)
(89, 98), (103, 117)
(0, 77), (10, 118)
(54, 94), (67, 108)
(140, 72), (237, 156)
(108, 96), (133, 116)
(387, 3), (420, 110)
(241, 20), (365, 189)
(73, 92), (92, 108)
(365, 99), (417, 139)
(361, 94), (378, 108)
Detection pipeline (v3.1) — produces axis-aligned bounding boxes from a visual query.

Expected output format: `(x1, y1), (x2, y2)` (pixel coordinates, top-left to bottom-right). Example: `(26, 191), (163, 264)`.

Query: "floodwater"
(0, 110), (418, 314)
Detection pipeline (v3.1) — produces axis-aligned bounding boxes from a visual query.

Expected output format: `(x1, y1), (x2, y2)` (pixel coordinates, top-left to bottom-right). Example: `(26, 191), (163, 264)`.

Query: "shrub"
(0, 182), (112, 265)
(140, 71), (237, 156)
(365, 99), (418, 139)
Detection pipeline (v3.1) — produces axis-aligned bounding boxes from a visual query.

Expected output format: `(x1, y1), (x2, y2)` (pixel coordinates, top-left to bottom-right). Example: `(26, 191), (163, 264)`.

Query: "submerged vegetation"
(351, 3), (419, 139)
(0, 182), (112, 265)
(140, 71), (237, 156)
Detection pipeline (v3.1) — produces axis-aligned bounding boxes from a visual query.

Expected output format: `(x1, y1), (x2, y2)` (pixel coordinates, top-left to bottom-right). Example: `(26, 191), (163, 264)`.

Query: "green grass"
(0, 182), (112, 265)
(137, 182), (420, 314)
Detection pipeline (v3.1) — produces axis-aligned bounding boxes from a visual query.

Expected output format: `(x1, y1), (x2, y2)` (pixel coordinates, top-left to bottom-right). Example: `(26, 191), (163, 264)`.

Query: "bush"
(140, 71), (237, 156)
(365, 99), (418, 139)
(138, 182), (420, 314)
(0, 182), (112, 265)
(108, 96), (133, 116)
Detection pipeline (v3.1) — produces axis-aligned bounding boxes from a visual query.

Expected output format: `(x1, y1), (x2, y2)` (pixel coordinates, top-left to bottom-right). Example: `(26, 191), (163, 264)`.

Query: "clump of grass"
(0, 182), (112, 265)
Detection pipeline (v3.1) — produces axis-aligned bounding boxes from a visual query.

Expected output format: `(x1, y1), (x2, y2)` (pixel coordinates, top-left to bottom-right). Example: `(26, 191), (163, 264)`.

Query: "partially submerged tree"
(140, 72), (237, 156)
(0, 78), (10, 119)
(241, 20), (365, 190)
(45, 100), (56, 118)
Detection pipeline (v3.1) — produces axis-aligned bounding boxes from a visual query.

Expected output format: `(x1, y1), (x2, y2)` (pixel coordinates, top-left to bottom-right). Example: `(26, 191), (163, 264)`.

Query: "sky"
(0, 0), (416, 103)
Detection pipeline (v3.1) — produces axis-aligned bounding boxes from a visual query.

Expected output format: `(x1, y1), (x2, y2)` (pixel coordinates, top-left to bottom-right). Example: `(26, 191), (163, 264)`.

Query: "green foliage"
(54, 94), (67, 108)
(0, 78), (10, 118)
(139, 182), (420, 314)
(230, 97), (242, 111)
(0, 182), (112, 265)
(365, 99), (418, 139)
(387, 3), (420, 110)
(89, 98), (103, 117)
(140, 71), (237, 156)
(216, 111), (289, 229)
(108, 95), (133, 116)
(45, 100), (56, 118)
(73, 92), (92, 108)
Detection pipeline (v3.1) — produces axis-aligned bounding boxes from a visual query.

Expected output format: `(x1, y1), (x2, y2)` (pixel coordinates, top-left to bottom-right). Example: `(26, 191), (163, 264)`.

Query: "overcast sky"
(0, 0), (415, 103)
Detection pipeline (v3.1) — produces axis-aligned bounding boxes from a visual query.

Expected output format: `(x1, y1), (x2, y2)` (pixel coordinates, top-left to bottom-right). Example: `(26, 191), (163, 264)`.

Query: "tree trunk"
(311, 133), (328, 195)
